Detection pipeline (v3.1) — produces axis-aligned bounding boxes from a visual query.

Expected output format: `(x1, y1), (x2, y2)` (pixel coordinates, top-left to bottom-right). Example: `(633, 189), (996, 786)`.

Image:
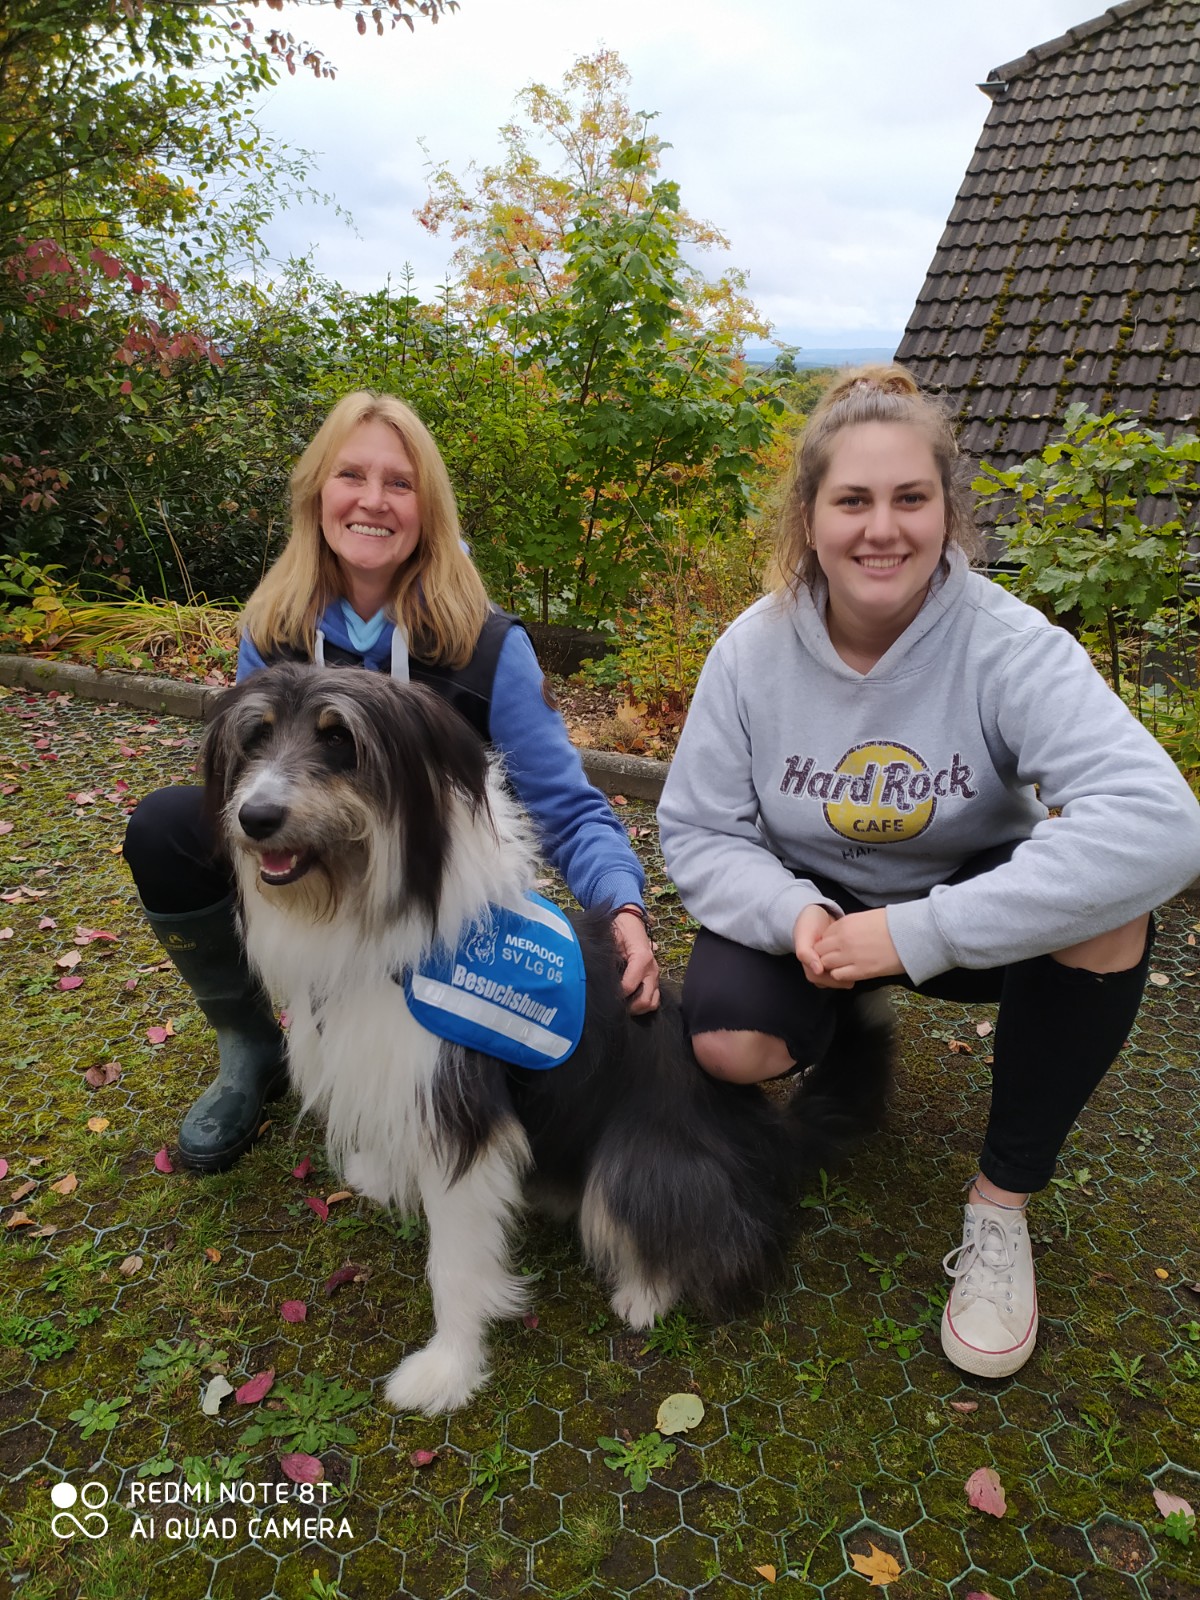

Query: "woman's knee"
(1051, 913), (1151, 974)
(123, 785), (227, 912)
(692, 1029), (795, 1084)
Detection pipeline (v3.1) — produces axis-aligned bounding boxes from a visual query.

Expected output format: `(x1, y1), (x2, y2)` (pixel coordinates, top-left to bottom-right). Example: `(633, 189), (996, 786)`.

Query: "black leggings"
(124, 786), (232, 914)
(681, 858), (1153, 1193)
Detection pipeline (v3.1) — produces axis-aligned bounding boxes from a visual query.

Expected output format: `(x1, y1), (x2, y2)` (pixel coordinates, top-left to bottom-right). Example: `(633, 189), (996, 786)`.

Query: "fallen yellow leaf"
(326, 1190), (354, 1206)
(1148, 972), (1170, 987)
(86, 1116), (110, 1133)
(850, 1543), (902, 1586)
(50, 1173), (78, 1195)
(10, 1179), (36, 1203)
(1155, 1268), (1170, 1280)
(753, 1565), (776, 1583)
(204, 1247), (222, 1264)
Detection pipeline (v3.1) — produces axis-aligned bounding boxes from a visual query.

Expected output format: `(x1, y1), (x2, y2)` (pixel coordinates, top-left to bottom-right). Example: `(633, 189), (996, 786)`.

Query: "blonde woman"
(125, 391), (658, 1170)
(659, 366), (1200, 1379)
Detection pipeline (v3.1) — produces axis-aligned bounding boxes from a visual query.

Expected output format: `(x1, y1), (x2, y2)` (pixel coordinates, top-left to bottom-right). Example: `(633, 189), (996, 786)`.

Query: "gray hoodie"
(658, 550), (1200, 985)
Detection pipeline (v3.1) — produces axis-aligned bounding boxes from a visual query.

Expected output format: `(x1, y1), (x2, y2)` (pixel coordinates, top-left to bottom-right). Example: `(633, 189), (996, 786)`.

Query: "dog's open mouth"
(256, 848), (317, 886)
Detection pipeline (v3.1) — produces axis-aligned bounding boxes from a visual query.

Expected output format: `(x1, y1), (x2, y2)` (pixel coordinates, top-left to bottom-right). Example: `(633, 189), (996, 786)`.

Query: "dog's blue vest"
(402, 893), (585, 1070)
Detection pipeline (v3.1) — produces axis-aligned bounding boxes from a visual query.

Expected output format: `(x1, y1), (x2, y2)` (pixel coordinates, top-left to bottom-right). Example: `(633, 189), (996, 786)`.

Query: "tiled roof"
(896, 0), (1200, 484)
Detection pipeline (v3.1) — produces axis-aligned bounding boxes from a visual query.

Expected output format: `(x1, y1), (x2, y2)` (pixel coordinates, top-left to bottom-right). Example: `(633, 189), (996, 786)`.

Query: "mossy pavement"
(0, 684), (1197, 1600)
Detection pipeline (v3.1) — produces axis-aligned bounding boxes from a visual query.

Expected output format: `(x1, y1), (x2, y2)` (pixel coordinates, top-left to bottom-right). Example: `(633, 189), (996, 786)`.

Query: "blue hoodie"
(237, 605), (645, 916)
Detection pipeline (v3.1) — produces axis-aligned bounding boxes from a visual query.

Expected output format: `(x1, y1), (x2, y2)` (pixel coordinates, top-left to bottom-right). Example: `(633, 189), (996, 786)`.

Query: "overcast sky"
(254, 0), (1093, 352)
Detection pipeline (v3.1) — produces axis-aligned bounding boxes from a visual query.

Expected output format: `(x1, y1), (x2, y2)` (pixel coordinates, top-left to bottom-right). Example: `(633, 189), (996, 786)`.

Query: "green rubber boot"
(143, 895), (289, 1172)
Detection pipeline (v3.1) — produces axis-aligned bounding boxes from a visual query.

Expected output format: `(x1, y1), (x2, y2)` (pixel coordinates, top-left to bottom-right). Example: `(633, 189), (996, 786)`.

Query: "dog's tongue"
(260, 850), (296, 877)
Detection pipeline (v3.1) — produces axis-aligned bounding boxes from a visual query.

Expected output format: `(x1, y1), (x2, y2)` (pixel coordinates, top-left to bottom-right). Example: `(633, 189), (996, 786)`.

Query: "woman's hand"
(793, 903), (855, 989)
(612, 909), (661, 1014)
(794, 904), (905, 987)
(812, 908), (905, 984)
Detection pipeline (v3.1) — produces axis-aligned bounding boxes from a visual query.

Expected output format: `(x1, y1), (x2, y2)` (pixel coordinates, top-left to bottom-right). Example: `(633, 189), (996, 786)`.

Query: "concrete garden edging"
(0, 653), (671, 802)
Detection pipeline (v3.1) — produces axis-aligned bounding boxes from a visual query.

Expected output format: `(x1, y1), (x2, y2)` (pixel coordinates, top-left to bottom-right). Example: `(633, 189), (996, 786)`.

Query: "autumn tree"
(418, 49), (765, 341)
(418, 53), (780, 623)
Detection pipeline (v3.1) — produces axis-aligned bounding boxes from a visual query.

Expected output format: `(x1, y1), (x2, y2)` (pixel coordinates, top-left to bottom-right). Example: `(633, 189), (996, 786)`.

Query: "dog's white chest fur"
(241, 897), (445, 1212)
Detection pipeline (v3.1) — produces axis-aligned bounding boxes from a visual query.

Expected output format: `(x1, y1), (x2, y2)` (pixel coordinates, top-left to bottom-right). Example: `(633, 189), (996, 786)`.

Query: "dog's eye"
(242, 720), (273, 753)
(317, 723), (353, 751)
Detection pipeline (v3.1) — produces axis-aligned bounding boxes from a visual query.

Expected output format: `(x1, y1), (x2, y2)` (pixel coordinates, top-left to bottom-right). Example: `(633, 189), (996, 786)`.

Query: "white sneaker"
(940, 1203), (1038, 1378)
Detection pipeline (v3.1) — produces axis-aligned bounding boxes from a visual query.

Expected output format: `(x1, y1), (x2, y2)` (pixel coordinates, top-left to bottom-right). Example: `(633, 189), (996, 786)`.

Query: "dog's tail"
(578, 1007), (803, 1322)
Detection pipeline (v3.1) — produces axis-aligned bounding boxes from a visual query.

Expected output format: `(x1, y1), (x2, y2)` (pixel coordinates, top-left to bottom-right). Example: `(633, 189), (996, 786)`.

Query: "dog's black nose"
(239, 800), (288, 840)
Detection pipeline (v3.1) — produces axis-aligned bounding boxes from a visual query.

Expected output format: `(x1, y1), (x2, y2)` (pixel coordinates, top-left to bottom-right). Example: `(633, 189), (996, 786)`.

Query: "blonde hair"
(775, 363), (982, 594)
(241, 391), (490, 668)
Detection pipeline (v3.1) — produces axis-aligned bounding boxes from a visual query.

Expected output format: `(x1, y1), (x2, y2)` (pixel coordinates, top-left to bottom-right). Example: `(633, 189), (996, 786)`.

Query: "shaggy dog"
(202, 664), (856, 1415)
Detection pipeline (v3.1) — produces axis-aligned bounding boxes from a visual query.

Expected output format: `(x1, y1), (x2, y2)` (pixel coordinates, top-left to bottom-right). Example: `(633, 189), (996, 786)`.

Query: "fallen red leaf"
(5, 1211), (34, 1230)
(0, 928), (11, 941)
(55, 950), (82, 969)
(323, 1264), (367, 1296)
(0, 822), (13, 836)
(291, 1157), (312, 1180)
(57, 975), (84, 991)
(236, 1367), (276, 1405)
(523, 1312), (540, 1329)
(11, 1179), (36, 1202)
(38, 916), (56, 930)
(153, 1148), (174, 1174)
(410, 1447), (440, 1468)
(950, 1401), (979, 1413)
(966, 1466), (1007, 1518)
(0, 1160), (7, 1180)
(280, 1300), (308, 1323)
(279, 1452), (323, 1484)
(304, 1196), (329, 1222)
(145, 1024), (172, 1044)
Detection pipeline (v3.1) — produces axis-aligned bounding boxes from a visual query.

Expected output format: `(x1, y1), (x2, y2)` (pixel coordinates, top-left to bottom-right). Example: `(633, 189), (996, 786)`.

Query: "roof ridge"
(985, 0), (1172, 85)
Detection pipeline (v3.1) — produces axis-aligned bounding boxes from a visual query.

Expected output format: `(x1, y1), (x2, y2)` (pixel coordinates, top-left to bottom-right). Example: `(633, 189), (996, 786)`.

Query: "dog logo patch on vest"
(402, 893), (585, 1070)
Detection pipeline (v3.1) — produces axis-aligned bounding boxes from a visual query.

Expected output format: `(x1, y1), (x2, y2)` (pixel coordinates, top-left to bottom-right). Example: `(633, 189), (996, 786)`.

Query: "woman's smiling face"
(319, 418), (422, 611)
(809, 420), (947, 651)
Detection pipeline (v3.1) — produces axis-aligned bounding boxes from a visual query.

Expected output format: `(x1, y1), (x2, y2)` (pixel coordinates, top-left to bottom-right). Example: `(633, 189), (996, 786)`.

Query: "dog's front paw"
(383, 1338), (487, 1415)
(342, 1148), (393, 1208)
(611, 1277), (678, 1330)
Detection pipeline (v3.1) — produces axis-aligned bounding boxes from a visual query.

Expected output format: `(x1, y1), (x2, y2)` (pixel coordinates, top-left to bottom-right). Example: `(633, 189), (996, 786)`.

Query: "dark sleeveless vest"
(270, 607), (520, 742)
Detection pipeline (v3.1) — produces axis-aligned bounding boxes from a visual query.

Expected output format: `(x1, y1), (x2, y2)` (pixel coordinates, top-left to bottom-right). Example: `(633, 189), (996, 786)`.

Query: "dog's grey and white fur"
(202, 664), (851, 1414)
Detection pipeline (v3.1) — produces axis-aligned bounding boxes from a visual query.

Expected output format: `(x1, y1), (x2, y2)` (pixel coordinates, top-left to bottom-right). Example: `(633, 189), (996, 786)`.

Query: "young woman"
(125, 391), (658, 1172)
(658, 366), (1200, 1379)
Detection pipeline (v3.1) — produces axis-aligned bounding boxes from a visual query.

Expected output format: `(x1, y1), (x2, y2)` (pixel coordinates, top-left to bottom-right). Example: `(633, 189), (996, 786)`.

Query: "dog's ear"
(364, 681), (491, 925)
(199, 680), (252, 834)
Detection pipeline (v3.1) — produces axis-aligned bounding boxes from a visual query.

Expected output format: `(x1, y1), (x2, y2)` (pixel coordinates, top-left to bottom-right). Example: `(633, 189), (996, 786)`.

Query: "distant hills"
(743, 345), (899, 369)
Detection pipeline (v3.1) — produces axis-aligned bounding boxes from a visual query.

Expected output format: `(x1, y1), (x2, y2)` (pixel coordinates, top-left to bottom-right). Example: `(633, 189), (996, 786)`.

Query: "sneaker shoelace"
(942, 1214), (1021, 1313)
